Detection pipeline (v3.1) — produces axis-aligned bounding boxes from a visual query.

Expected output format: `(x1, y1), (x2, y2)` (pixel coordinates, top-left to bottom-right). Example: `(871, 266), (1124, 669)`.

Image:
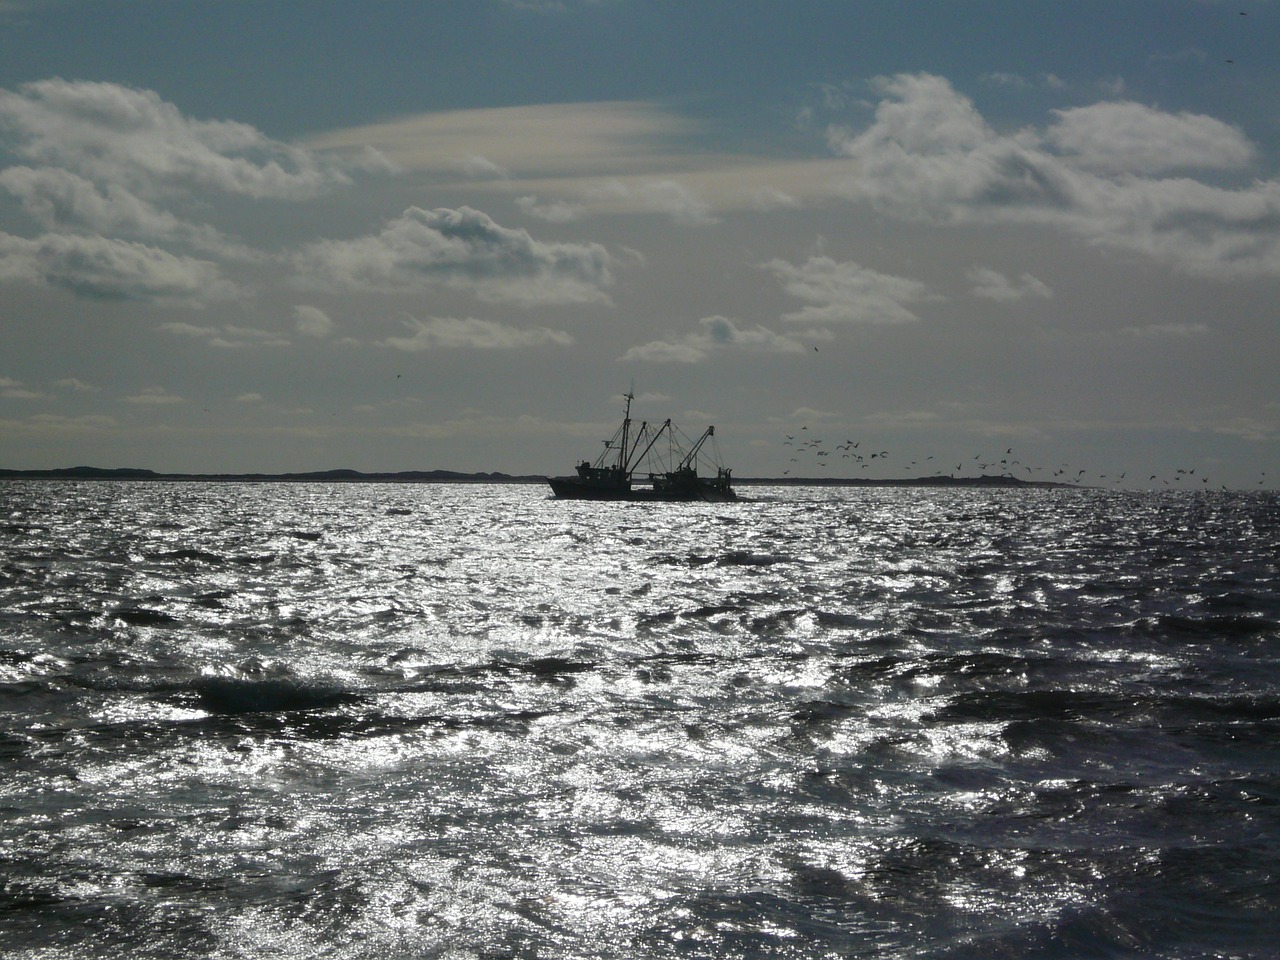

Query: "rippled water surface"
(2, 481), (1278, 958)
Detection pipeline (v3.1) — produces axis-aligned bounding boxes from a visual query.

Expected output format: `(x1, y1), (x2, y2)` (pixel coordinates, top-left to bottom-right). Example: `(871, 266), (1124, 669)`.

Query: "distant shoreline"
(0, 466), (1073, 488)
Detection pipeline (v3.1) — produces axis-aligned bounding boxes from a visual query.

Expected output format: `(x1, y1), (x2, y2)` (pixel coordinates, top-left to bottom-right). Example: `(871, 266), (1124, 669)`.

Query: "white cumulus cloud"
(295, 206), (613, 306)
(620, 315), (807, 363)
(967, 266), (1053, 302)
(827, 73), (1280, 277)
(1046, 101), (1255, 174)
(293, 305), (336, 338)
(0, 78), (351, 200)
(763, 255), (933, 324)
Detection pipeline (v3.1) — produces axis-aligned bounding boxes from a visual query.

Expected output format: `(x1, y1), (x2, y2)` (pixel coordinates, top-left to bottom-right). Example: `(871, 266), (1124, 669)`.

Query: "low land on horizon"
(0, 465), (1074, 488)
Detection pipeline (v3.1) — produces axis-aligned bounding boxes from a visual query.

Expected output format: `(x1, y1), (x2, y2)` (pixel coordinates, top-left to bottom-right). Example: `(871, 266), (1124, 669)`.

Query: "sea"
(1, 480), (1277, 960)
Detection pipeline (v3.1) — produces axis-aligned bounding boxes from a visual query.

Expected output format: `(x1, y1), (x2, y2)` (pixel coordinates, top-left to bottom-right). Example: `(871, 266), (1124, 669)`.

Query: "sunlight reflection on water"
(1, 482), (1278, 957)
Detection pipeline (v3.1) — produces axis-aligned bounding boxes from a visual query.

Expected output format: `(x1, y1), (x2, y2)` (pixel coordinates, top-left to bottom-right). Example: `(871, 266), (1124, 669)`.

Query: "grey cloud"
(0, 79), (351, 200)
(0, 231), (234, 303)
(0, 166), (181, 234)
(0, 165), (245, 257)
(0, 79), (358, 303)
(295, 205), (613, 306)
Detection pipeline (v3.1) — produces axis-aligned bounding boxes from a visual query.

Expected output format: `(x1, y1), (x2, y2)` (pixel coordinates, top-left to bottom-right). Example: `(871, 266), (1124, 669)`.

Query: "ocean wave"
(193, 663), (362, 714)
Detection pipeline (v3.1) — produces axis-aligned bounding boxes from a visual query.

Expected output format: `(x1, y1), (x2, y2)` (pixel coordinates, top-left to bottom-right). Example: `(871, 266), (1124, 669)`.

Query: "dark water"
(2, 481), (1278, 959)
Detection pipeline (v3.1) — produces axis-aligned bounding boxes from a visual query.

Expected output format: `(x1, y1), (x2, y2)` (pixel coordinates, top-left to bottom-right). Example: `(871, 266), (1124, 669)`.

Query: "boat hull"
(548, 476), (736, 502)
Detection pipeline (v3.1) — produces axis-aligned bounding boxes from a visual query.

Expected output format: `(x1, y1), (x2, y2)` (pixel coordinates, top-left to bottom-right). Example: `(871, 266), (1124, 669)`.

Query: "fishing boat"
(548, 393), (736, 501)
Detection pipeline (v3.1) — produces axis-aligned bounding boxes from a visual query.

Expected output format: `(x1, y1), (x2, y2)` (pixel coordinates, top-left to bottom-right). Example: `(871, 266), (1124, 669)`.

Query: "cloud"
(53, 377), (99, 392)
(304, 100), (699, 180)
(587, 179), (717, 225)
(159, 322), (289, 348)
(763, 255), (933, 324)
(518, 179), (718, 225)
(827, 73), (1280, 277)
(1, 166), (180, 233)
(0, 375), (41, 399)
(0, 165), (248, 257)
(123, 387), (184, 405)
(516, 194), (586, 223)
(1119, 322), (1211, 338)
(620, 315), (807, 363)
(295, 205), (613, 305)
(293, 304), (335, 338)
(0, 231), (234, 303)
(236, 392), (264, 403)
(967, 266), (1053, 302)
(1046, 101), (1255, 173)
(746, 186), (800, 211)
(0, 78), (365, 303)
(379, 316), (574, 351)
(1, 411), (119, 435)
(980, 72), (1067, 91)
(0, 78), (352, 200)
(460, 154), (509, 180)
(1210, 417), (1275, 442)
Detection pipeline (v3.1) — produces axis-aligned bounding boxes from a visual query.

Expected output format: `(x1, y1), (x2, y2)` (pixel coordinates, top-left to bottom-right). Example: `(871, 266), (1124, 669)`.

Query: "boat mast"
(617, 390), (634, 471)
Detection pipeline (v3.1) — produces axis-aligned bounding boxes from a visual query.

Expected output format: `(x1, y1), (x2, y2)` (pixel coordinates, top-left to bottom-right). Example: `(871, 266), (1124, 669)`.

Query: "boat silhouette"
(548, 392), (735, 501)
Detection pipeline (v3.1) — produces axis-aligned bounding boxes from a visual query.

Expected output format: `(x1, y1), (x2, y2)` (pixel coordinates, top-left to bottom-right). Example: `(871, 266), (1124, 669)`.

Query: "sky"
(1, 0), (1277, 488)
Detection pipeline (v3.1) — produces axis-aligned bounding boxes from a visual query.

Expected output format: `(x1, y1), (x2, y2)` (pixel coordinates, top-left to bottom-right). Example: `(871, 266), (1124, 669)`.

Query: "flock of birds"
(776, 427), (1271, 491)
